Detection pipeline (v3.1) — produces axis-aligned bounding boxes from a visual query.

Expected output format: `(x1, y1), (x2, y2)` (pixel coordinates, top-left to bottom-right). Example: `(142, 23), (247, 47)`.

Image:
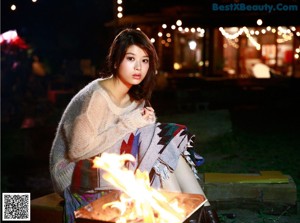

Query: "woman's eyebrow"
(125, 52), (149, 58)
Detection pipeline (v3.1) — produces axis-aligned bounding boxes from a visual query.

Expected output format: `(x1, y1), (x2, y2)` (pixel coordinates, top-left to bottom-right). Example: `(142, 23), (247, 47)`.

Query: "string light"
(219, 27), (244, 40)
(243, 27), (261, 50)
(278, 26), (291, 34)
(116, 0), (123, 18)
(176, 20), (182, 26)
(152, 19), (205, 48)
(294, 46), (300, 60)
(219, 26), (298, 50)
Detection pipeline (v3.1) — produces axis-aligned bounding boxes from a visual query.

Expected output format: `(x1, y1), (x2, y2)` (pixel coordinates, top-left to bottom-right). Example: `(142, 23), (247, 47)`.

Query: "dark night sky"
(2, 0), (300, 68)
(2, 0), (115, 67)
(1, 0), (204, 67)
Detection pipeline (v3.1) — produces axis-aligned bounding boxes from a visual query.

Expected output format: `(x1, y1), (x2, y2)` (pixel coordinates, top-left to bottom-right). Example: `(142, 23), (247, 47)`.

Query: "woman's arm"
(65, 90), (155, 161)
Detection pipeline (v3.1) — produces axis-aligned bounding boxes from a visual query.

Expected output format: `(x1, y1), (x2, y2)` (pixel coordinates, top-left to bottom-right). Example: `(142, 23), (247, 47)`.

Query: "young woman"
(49, 28), (219, 223)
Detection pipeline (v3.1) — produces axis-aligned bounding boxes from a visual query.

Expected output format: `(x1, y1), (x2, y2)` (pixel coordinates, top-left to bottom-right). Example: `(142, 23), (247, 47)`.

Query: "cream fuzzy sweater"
(49, 78), (155, 194)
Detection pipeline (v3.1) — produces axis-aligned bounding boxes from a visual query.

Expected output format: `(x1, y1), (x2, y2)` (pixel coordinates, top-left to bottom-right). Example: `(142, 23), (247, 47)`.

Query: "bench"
(31, 193), (63, 223)
(31, 193), (110, 223)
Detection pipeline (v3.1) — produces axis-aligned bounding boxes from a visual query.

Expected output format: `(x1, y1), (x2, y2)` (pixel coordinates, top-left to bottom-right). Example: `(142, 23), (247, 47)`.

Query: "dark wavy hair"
(102, 28), (159, 101)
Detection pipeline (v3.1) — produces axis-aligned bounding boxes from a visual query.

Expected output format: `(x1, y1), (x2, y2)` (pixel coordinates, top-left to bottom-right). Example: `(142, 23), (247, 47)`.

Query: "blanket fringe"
(153, 160), (171, 181)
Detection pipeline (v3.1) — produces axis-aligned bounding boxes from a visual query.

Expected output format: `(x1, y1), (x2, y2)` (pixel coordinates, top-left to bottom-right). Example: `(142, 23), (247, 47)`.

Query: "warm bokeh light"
(10, 4), (16, 11)
(173, 63), (182, 70)
(257, 19), (263, 26)
(188, 41), (197, 50)
(176, 20), (182, 26)
(117, 12), (123, 18)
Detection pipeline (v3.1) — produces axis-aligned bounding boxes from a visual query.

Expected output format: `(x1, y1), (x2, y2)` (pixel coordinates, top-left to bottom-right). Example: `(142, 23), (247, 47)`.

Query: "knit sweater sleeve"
(65, 90), (154, 161)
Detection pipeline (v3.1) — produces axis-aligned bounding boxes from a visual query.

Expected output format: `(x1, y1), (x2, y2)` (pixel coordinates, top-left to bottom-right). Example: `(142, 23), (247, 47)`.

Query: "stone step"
(202, 171), (297, 215)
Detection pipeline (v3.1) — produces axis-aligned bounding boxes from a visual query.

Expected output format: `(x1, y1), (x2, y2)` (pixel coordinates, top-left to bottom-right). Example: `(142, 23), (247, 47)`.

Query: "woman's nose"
(135, 61), (141, 70)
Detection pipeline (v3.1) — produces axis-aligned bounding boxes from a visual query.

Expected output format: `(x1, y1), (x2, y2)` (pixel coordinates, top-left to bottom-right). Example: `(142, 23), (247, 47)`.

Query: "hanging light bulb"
(257, 19), (263, 26)
(188, 40), (197, 50)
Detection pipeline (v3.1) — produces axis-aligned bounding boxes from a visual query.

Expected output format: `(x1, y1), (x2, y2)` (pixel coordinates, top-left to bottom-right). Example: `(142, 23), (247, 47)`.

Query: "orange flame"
(93, 153), (185, 223)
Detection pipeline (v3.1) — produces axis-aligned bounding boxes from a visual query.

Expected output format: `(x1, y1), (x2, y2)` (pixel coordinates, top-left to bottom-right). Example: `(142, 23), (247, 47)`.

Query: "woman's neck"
(101, 77), (132, 107)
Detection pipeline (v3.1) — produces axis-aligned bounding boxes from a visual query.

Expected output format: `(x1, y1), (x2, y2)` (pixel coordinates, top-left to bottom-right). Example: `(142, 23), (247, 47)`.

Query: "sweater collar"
(95, 78), (140, 115)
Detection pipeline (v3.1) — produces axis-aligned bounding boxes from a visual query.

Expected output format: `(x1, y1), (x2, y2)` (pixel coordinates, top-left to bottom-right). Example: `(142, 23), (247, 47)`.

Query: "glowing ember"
(93, 153), (185, 223)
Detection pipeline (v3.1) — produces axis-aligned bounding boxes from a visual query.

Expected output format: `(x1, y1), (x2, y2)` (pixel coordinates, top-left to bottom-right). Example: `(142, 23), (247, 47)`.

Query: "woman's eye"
(143, 59), (149, 63)
(127, 57), (135, 61)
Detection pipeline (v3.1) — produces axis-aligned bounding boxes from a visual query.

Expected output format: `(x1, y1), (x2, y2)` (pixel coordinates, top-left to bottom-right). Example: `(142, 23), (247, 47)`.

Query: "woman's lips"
(133, 74), (141, 79)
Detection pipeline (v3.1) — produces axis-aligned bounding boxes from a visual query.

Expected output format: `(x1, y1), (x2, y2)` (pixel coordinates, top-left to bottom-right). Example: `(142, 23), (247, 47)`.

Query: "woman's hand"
(141, 107), (155, 122)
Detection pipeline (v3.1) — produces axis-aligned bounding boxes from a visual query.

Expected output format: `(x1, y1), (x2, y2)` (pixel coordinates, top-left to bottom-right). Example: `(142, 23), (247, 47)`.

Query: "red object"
(11, 36), (29, 49)
(284, 50), (293, 64)
(0, 30), (29, 49)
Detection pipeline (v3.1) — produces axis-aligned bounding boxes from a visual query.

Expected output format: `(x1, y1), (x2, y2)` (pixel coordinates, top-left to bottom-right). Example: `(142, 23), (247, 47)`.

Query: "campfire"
(74, 153), (206, 223)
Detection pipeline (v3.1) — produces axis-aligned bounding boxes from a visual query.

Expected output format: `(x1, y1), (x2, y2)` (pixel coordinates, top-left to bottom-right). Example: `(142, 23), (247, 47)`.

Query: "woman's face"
(117, 44), (149, 87)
